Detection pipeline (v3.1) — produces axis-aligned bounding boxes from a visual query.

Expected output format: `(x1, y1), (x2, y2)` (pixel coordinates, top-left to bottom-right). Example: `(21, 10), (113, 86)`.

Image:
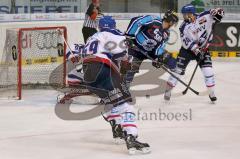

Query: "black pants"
(82, 27), (97, 43)
(124, 48), (176, 85)
(176, 47), (213, 75)
(83, 62), (132, 108)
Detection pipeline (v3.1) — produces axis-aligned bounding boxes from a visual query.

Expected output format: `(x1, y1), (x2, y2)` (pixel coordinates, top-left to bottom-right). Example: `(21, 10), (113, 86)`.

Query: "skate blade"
(164, 99), (171, 105)
(128, 147), (151, 155)
(57, 94), (66, 104)
(210, 100), (216, 104)
(164, 96), (171, 101)
(114, 138), (125, 145)
(210, 98), (217, 104)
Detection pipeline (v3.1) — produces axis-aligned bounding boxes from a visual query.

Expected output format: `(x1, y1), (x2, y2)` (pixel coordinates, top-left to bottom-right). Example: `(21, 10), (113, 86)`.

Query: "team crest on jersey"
(153, 29), (163, 42)
(197, 25), (206, 32)
(142, 39), (157, 51)
(199, 17), (207, 24)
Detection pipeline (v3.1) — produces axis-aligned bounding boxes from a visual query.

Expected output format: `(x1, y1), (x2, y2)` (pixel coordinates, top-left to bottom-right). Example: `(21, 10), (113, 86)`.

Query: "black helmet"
(163, 9), (179, 25)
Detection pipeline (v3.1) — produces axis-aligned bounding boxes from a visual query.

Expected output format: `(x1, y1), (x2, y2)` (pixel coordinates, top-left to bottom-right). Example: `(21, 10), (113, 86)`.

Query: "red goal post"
(0, 26), (67, 100)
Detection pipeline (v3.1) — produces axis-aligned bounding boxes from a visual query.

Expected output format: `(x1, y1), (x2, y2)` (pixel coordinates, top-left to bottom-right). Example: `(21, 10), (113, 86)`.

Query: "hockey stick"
(57, 84), (110, 105)
(182, 61), (199, 95)
(130, 46), (204, 96)
(171, 61), (208, 97)
(174, 26), (215, 96)
(56, 28), (83, 64)
(160, 63), (204, 95)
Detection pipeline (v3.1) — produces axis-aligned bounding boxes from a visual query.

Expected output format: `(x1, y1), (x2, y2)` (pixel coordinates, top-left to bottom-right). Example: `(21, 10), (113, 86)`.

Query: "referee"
(82, 0), (102, 43)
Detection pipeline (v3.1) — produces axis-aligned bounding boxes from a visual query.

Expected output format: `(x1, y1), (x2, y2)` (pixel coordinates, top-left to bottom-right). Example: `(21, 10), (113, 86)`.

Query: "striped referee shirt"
(83, 3), (101, 29)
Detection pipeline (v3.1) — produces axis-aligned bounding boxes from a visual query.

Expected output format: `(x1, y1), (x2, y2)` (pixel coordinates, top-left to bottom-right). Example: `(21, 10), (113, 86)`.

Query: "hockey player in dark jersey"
(123, 10), (179, 90)
(164, 4), (224, 102)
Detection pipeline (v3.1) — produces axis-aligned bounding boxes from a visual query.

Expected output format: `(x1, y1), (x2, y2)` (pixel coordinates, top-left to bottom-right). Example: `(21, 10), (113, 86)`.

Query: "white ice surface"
(0, 60), (240, 159)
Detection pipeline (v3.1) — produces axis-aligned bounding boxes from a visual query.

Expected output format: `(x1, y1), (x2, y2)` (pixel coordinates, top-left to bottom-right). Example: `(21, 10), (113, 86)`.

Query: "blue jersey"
(126, 15), (169, 58)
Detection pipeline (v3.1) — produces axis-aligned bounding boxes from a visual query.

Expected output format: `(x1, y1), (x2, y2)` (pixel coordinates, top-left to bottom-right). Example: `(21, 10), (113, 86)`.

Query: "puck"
(145, 94), (150, 98)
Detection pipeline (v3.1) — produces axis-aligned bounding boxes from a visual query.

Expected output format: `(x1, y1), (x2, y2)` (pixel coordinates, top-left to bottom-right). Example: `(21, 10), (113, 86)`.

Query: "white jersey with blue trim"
(180, 10), (215, 51)
(83, 29), (127, 63)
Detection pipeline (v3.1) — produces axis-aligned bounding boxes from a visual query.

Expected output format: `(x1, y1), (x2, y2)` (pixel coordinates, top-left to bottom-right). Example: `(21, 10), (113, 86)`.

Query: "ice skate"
(164, 89), (171, 101)
(164, 83), (174, 101)
(125, 134), (151, 155)
(109, 120), (125, 144)
(209, 92), (217, 103)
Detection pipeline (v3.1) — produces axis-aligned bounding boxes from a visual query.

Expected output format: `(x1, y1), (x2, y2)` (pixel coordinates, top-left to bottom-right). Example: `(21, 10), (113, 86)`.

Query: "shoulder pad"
(197, 10), (210, 18)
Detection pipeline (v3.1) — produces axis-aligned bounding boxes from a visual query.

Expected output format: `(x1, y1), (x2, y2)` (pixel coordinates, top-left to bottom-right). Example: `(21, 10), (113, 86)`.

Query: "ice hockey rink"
(0, 59), (239, 159)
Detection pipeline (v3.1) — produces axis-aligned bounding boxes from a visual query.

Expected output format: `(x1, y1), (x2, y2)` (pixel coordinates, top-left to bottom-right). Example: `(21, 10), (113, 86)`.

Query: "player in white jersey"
(82, 16), (150, 154)
(164, 4), (224, 102)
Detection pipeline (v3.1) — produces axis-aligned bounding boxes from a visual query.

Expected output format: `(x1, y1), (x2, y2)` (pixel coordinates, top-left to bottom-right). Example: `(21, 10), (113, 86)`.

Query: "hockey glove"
(120, 57), (133, 75)
(68, 53), (80, 63)
(124, 34), (136, 48)
(194, 48), (205, 61)
(210, 8), (224, 23)
(152, 52), (176, 70)
(152, 57), (163, 68)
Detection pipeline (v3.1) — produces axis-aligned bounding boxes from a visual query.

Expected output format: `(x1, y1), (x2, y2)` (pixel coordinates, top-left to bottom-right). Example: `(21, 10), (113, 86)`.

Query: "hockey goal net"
(0, 26), (67, 99)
